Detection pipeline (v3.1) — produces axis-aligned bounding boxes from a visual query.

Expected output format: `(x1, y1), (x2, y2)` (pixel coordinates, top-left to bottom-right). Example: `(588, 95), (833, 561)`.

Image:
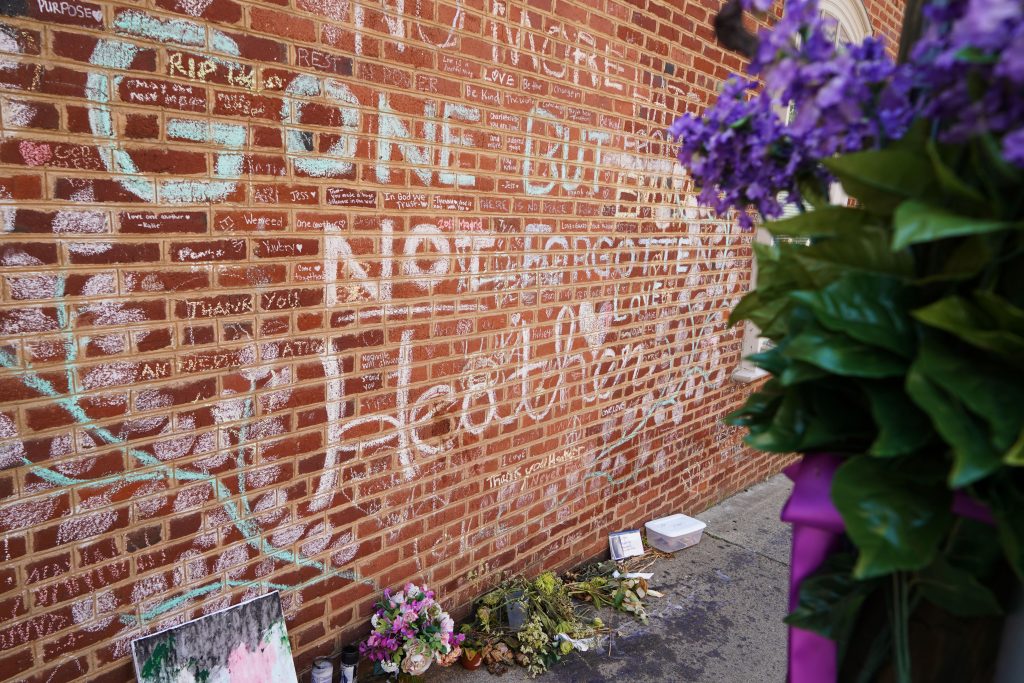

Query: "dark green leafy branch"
(727, 135), (1024, 676)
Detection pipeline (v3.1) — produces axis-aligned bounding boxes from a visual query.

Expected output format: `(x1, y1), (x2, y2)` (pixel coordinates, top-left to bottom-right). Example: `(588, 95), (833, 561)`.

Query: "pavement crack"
(703, 531), (789, 567)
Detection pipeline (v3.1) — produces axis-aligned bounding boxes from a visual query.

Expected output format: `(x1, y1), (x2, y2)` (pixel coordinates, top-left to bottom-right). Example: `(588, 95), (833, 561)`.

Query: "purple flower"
(952, 0), (1021, 49)
(667, 0), (915, 225)
(670, 77), (809, 228)
(740, 0), (773, 11)
(1003, 128), (1024, 166)
(669, 0), (1024, 227)
(905, 0), (1024, 163)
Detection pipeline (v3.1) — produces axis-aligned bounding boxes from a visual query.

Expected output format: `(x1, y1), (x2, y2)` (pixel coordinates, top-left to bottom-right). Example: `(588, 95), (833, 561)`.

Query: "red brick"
(119, 211), (208, 234)
(0, 175), (42, 199)
(52, 31), (156, 71)
(28, 0), (103, 28)
(0, 63), (88, 97)
(0, 23), (41, 55)
(123, 114), (159, 139)
(215, 30), (288, 63)
(66, 242), (160, 265)
(250, 7), (315, 42)
(213, 91), (283, 120)
(156, 0), (243, 24)
(117, 77), (207, 112)
(170, 239), (246, 263)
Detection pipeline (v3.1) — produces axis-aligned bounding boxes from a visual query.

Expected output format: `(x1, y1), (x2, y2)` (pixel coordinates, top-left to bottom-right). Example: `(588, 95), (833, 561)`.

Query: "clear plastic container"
(645, 514), (707, 552)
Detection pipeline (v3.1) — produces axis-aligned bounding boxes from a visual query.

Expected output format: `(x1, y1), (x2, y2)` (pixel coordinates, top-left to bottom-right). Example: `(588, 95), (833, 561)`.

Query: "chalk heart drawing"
(18, 140), (52, 167)
(577, 301), (613, 353)
(0, 3), (743, 657)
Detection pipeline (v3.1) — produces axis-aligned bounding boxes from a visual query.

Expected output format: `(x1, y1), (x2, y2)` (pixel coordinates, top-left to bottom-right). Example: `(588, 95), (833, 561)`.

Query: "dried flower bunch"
(467, 572), (601, 676)
(463, 561), (662, 677)
(565, 560), (664, 624)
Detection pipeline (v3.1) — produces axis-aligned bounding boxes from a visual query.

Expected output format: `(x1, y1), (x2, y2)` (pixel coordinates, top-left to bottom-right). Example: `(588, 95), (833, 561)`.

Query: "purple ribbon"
(780, 453), (995, 683)
(781, 454), (845, 683)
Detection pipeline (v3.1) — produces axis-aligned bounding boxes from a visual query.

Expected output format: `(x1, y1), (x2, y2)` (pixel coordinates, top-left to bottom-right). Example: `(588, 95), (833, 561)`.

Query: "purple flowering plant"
(360, 583), (465, 678)
(684, 0), (1024, 680)
(675, 0), (1024, 227)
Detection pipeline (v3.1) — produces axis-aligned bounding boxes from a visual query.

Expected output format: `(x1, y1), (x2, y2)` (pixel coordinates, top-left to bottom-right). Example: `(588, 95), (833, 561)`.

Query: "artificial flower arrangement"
(671, 0), (1023, 680)
(359, 583), (464, 680)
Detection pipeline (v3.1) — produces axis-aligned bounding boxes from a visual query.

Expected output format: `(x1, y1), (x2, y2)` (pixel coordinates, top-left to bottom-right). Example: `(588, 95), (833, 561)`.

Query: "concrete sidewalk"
(432, 474), (794, 683)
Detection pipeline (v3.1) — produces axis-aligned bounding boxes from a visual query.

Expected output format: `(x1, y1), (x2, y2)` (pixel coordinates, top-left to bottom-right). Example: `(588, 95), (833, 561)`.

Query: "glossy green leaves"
(729, 130), (1024, 629)
(832, 456), (953, 579)
(893, 201), (1018, 250)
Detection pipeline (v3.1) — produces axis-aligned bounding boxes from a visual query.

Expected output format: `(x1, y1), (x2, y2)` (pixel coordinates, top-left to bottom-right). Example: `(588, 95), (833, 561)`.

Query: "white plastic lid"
(645, 513), (707, 536)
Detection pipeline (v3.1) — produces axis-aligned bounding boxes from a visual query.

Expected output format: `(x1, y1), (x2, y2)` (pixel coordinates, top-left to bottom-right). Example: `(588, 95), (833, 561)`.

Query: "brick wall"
(0, 0), (896, 679)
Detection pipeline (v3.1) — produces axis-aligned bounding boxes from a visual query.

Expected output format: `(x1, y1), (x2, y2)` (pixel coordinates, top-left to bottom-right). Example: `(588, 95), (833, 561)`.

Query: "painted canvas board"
(131, 592), (298, 683)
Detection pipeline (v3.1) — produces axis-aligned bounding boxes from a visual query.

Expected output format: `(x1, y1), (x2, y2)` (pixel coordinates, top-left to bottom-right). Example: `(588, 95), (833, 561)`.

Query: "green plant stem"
(891, 572), (913, 683)
(896, 0), (925, 64)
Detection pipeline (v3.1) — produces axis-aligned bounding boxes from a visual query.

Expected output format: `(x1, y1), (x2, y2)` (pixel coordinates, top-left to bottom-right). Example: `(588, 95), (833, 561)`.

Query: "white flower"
(371, 614), (381, 629)
(381, 660), (398, 674)
(440, 616), (454, 634)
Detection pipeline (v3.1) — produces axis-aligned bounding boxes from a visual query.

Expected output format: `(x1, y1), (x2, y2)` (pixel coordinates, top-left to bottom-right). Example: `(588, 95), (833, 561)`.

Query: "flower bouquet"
(359, 583), (465, 681)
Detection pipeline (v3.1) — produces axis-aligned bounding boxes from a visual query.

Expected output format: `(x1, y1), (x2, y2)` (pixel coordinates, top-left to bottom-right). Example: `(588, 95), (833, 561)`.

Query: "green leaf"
(981, 473), (1024, 580)
(916, 234), (1003, 284)
(892, 200), (1018, 250)
(791, 273), (915, 357)
(913, 296), (1024, 369)
(744, 392), (805, 452)
(794, 227), (914, 287)
(725, 385), (782, 429)
(797, 383), (874, 451)
(746, 344), (786, 375)
(824, 150), (938, 216)
(796, 178), (830, 209)
(752, 239), (778, 266)
(925, 140), (988, 213)
(730, 242), (815, 334)
(917, 558), (1003, 617)
(912, 338), (1024, 454)
(905, 365), (1002, 487)
(765, 206), (877, 238)
(783, 323), (907, 378)
(744, 295), (792, 337)
(778, 359), (828, 386)
(861, 382), (933, 457)
(1006, 428), (1024, 466)
(728, 290), (763, 328)
(944, 517), (1005, 576)
(831, 455), (953, 579)
(737, 377), (871, 454)
(784, 553), (880, 663)
(954, 46), (998, 65)
(974, 291), (1024, 334)
(974, 133), (1024, 188)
